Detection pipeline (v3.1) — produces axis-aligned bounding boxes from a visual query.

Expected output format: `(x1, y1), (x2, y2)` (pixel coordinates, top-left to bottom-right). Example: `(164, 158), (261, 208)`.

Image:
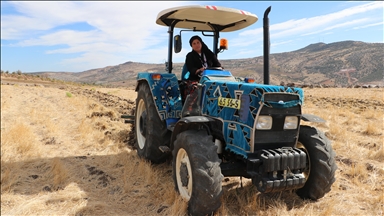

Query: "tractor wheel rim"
(136, 99), (146, 149)
(176, 148), (192, 201)
(297, 142), (311, 178)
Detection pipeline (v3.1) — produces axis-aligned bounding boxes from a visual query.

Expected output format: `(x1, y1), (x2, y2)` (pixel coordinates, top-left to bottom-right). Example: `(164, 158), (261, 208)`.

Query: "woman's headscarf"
(189, 35), (213, 55)
(189, 35), (203, 47)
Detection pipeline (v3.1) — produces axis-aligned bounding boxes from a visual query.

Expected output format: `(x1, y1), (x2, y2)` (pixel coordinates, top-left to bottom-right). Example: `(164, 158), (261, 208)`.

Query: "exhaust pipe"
(263, 6), (271, 85)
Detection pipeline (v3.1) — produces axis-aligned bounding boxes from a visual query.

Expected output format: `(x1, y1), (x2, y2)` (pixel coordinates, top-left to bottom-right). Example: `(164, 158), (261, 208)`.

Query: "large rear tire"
(296, 125), (337, 200)
(172, 130), (223, 216)
(135, 83), (170, 163)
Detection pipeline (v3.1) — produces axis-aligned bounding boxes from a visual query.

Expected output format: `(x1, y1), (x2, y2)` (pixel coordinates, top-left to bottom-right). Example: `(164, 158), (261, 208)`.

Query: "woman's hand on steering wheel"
(196, 67), (205, 75)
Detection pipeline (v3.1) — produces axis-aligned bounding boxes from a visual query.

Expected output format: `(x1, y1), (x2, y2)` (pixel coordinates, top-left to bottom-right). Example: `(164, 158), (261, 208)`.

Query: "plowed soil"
(1, 75), (383, 216)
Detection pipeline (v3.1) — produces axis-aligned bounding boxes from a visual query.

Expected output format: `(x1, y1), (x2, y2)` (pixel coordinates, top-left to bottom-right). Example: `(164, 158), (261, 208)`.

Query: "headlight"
(256, 116), (272, 130)
(284, 116), (298, 129)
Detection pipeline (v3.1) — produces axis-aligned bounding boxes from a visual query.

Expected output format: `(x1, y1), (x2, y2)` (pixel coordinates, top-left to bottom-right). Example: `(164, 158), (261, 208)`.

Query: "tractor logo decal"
(213, 85), (222, 97)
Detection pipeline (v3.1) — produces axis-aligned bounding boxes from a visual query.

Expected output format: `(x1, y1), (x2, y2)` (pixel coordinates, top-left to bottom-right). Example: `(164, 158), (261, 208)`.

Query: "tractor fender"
(170, 116), (216, 149)
(301, 114), (326, 123)
(135, 79), (162, 120)
(135, 79), (149, 92)
(135, 72), (183, 121)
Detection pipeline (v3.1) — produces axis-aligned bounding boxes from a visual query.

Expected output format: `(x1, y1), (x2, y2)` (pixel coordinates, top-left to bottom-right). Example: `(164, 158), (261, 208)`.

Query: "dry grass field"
(1, 75), (383, 216)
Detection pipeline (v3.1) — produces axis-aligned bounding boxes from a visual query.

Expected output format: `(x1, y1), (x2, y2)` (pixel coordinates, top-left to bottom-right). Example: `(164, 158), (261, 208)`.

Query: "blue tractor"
(132, 5), (337, 216)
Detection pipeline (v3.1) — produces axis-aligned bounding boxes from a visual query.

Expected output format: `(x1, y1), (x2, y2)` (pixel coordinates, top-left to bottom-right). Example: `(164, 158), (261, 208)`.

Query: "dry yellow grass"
(1, 79), (383, 216)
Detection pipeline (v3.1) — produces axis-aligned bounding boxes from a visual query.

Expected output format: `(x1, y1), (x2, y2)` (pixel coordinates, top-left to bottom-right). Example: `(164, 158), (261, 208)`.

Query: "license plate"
(218, 97), (241, 109)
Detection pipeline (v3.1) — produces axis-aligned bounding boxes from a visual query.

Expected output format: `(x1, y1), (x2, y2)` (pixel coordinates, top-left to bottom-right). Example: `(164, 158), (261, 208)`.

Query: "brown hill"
(32, 41), (384, 87)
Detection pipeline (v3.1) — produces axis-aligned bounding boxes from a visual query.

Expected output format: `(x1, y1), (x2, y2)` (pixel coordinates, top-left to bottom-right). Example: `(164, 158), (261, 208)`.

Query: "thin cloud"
(239, 26), (263, 37)
(231, 50), (258, 58)
(301, 18), (369, 36)
(46, 43), (126, 55)
(230, 37), (263, 48)
(271, 40), (293, 47)
(17, 30), (105, 47)
(353, 21), (384, 30)
(240, 2), (382, 39)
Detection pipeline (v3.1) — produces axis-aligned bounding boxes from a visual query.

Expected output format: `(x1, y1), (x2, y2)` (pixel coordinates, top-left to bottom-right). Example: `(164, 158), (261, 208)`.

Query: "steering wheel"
(205, 67), (223, 70)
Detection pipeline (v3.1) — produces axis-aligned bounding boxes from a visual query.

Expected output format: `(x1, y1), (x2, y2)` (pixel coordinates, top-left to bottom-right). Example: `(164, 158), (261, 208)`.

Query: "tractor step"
(121, 115), (134, 124)
(159, 145), (171, 153)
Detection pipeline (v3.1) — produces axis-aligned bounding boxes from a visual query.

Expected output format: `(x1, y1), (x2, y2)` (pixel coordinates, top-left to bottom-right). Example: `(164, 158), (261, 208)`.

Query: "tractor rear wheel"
(135, 83), (170, 163)
(172, 130), (223, 216)
(296, 125), (337, 200)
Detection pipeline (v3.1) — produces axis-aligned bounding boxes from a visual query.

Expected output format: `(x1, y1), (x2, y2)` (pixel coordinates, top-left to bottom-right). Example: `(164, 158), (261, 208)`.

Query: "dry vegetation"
(1, 74), (383, 215)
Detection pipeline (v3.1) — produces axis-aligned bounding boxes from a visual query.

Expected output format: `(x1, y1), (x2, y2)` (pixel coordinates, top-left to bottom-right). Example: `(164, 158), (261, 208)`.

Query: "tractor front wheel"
(296, 125), (337, 200)
(172, 130), (223, 216)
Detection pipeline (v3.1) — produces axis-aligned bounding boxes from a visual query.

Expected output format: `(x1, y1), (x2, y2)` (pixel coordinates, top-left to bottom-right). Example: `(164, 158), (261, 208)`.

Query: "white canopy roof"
(156, 5), (258, 32)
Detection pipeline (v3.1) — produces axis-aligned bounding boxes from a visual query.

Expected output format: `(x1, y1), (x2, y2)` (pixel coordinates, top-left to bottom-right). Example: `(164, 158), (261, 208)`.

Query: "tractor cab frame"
(156, 5), (260, 74)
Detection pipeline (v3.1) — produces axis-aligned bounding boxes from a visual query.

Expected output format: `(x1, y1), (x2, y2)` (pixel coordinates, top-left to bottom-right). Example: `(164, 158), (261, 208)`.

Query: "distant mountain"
(32, 41), (384, 87)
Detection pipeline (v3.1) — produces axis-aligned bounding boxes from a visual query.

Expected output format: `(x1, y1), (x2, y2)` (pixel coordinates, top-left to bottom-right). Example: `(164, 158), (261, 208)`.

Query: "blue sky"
(1, 1), (383, 72)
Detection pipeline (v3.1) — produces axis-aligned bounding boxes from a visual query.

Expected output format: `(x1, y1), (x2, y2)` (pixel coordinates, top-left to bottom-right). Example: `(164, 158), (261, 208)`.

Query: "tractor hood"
(201, 80), (304, 128)
(201, 80), (304, 157)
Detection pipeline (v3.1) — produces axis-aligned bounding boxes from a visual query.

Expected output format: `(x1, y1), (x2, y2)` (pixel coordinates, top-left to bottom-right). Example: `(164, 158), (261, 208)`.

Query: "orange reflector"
(245, 78), (255, 83)
(152, 74), (161, 80)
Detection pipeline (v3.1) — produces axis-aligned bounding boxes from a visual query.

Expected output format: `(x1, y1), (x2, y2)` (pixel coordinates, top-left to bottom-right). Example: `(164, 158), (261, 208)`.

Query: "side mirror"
(219, 38), (228, 51)
(174, 35), (182, 53)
